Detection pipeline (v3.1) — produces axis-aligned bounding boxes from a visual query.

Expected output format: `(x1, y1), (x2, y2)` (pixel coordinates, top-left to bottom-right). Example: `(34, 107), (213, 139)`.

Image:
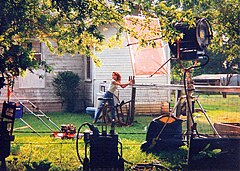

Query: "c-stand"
(150, 52), (221, 145)
(171, 67), (221, 143)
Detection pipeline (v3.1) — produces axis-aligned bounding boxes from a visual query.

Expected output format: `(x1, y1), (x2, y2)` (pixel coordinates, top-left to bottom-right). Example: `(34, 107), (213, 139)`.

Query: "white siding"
(0, 42), (85, 112)
(0, 27), (171, 114)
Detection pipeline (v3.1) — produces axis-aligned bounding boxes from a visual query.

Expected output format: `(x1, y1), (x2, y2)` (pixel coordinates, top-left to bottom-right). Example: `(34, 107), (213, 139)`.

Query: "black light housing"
(169, 18), (212, 60)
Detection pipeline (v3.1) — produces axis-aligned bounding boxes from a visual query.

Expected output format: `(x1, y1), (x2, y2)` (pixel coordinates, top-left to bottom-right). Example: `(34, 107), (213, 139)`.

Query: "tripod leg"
(172, 96), (184, 115)
(195, 99), (221, 138)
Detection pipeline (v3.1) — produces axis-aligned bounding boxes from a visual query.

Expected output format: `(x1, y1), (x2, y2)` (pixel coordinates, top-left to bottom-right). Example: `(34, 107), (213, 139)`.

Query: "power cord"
(76, 122), (99, 165)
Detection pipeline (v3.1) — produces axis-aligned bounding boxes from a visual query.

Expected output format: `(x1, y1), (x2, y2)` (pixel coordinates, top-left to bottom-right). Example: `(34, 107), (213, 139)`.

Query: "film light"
(169, 18), (212, 60)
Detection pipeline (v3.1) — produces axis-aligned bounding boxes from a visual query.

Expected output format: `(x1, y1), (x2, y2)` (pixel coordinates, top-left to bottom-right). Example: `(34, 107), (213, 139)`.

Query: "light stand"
(174, 66), (221, 143)
(168, 18), (215, 142)
(185, 70), (195, 140)
(0, 101), (16, 170)
(145, 17), (216, 145)
(184, 65), (240, 170)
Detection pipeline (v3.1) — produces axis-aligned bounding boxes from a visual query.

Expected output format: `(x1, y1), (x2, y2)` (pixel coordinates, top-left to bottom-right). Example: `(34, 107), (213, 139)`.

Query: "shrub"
(52, 71), (80, 112)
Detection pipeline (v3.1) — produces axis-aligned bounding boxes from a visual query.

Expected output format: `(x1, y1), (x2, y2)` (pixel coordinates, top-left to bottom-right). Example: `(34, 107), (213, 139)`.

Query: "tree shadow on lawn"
(148, 137), (240, 171)
(145, 145), (188, 170)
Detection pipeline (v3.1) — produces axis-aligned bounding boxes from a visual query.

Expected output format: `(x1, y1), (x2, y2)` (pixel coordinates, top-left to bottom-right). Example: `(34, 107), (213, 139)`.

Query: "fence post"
(129, 76), (136, 124)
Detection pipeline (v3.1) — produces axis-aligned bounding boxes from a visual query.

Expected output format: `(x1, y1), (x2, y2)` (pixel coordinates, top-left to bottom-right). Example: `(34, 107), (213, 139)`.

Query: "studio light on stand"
(168, 18), (214, 141)
(167, 18), (240, 170)
(150, 18), (212, 77)
(142, 18), (214, 153)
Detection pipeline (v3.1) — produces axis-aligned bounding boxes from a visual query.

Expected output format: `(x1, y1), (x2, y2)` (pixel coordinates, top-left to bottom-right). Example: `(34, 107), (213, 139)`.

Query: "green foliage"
(8, 136), (181, 171)
(7, 137), (80, 171)
(0, 0), (127, 81)
(0, 0), (53, 77)
(192, 144), (222, 161)
(52, 71), (80, 112)
(10, 144), (21, 156)
(24, 159), (51, 171)
(1, 0), (238, 87)
(7, 157), (25, 171)
(11, 114), (187, 170)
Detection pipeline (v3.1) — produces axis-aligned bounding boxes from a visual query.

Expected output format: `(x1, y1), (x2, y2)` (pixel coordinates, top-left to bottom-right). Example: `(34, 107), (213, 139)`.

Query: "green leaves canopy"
(0, 0), (239, 80)
(0, 0), (126, 77)
(178, 0), (239, 73)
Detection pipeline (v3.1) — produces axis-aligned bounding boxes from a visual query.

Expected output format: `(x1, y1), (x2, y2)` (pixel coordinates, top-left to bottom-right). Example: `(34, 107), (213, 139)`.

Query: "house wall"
(0, 42), (85, 112)
(83, 81), (93, 108)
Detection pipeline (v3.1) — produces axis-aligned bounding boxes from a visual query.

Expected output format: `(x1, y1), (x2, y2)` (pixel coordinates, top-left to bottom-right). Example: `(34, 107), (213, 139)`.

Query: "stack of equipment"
(76, 121), (124, 171)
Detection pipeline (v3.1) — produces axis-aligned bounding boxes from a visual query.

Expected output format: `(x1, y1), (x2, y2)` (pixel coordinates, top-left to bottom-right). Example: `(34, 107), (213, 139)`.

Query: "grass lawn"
(7, 94), (240, 170)
(11, 113), (187, 170)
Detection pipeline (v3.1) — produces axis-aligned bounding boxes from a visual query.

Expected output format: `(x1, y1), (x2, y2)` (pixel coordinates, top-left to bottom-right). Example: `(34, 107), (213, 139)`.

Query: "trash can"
(14, 102), (23, 119)
(95, 92), (105, 108)
(86, 107), (96, 118)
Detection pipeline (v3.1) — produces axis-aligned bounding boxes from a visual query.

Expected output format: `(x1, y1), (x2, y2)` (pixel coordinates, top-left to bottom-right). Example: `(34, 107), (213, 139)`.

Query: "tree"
(0, 0), (238, 87)
(0, 0), (126, 79)
(143, 0), (239, 81)
(181, 0), (239, 59)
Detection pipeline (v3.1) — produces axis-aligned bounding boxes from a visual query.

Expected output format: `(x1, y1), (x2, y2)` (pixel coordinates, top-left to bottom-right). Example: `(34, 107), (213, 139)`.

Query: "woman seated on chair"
(93, 72), (133, 124)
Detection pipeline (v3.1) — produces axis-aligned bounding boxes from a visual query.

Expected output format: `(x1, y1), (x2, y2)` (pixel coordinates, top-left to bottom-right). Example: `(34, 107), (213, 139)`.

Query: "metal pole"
(185, 70), (194, 142)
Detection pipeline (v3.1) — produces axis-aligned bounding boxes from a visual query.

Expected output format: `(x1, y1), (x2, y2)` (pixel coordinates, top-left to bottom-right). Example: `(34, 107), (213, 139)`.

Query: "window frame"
(19, 40), (45, 88)
(29, 40), (42, 62)
(84, 56), (92, 82)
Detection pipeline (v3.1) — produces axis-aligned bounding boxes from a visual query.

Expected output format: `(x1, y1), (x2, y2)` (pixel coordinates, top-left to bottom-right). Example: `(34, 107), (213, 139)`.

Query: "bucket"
(86, 107), (96, 118)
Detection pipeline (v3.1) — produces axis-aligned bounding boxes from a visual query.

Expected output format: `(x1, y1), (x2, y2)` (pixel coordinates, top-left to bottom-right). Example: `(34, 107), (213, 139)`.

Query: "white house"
(0, 26), (171, 114)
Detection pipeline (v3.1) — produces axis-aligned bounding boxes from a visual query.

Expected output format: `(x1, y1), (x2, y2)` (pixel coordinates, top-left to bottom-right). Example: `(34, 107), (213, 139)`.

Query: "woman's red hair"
(113, 72), (121, 81)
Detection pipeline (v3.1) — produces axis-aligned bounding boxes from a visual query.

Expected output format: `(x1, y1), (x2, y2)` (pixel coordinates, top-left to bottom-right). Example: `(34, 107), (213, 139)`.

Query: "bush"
(52, 71), (80, 112)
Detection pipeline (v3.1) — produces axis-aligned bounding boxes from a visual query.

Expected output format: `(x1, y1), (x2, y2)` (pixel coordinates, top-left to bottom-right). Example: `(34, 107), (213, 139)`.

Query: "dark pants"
(94, 91), (115, 122)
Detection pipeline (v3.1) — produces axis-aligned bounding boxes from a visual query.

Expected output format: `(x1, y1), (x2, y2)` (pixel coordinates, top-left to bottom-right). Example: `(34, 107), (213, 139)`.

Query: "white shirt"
(107, 79), (118, 94)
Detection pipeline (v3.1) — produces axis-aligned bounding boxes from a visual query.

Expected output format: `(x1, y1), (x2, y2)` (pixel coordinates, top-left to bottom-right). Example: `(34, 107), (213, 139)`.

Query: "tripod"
(171, 69), (221, 143)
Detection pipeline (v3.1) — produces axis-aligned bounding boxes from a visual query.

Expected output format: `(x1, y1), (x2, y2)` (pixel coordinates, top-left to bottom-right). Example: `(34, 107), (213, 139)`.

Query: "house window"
(19, 41), (45, 88)
(85, 56), (92, 81)
(30, 41), (42, 62)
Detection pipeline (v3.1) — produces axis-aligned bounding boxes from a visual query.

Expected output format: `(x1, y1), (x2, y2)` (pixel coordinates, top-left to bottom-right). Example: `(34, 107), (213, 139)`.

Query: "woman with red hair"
(93, 72), (132, 123)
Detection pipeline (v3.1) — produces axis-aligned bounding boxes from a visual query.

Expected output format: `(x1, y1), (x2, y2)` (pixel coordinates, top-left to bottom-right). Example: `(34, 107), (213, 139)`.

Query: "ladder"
(14, 99), (61, 136)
